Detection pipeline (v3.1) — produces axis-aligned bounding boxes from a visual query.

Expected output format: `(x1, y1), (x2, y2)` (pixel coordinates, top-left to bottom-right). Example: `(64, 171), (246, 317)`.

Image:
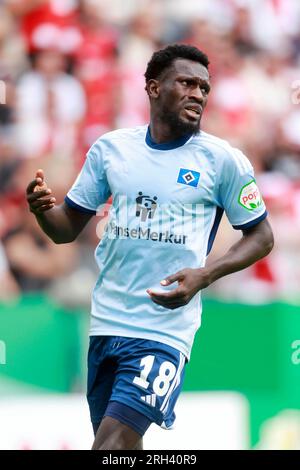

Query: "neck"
(149, 116), (189, 143)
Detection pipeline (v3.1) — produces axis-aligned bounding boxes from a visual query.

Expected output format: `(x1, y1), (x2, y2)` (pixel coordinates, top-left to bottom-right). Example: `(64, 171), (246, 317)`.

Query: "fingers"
(29, 195), (56, 210)
(147, 272), (188, 309)
(29, 195), (56, 213)
(147, 287), (184, 301)
(26, 169), (47, 195)
(26, 169), (54, 214)
(34, 169), (47, 191)
(147, 288), (188, 311)
(160, 271), (183, 286)
(147, 270), (186, 299)
(27, 188), (51, 200)
(26, 178), (41, 195)
(26, 169), (56, 213)
(32, 202), (55, 213)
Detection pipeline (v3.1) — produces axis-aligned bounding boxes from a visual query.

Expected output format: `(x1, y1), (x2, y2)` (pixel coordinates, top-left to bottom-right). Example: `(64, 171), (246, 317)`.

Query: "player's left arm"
(147, 218), (274, 310)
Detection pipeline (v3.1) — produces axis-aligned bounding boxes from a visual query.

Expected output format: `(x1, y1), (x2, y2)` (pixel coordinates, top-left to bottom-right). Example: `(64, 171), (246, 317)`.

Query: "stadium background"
(0, 0), (299, 449)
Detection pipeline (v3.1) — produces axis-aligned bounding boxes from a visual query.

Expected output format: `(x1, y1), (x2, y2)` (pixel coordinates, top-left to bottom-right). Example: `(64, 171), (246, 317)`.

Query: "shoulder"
(85, 126), (147, 164)
(94, 125), (147, 146)
(195, 131), (253, 174)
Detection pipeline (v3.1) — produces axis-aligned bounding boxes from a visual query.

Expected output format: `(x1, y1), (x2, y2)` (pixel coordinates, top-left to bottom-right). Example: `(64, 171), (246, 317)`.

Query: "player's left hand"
(147, 268), (211, 310)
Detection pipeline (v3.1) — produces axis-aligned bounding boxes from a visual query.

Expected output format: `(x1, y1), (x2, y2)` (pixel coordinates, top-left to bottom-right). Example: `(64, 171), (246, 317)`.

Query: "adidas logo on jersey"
(141, 394), (156, 407)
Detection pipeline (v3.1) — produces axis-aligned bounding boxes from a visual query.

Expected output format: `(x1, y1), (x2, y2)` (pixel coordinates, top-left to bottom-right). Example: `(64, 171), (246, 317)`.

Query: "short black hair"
(145, 44), (209, 82)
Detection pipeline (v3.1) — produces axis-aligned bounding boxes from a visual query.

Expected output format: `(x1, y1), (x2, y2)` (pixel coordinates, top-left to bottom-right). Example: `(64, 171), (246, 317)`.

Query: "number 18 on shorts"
(87, 336), (187, 430)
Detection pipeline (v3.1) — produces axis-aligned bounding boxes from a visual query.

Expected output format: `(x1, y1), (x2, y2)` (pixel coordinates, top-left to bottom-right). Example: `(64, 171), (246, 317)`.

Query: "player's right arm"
(26, 169), (93, 244)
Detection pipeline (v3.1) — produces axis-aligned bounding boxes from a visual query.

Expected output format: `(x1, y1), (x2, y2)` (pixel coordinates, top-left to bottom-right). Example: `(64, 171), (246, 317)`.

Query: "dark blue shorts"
(87, 336), (186, 436)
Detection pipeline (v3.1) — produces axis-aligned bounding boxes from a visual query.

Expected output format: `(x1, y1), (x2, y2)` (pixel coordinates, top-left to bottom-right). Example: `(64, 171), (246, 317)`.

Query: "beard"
(160, 106), (201, 137)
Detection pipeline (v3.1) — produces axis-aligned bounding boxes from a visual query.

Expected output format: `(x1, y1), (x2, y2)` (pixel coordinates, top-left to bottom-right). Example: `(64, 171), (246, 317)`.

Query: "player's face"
(156, 59), (210, 135)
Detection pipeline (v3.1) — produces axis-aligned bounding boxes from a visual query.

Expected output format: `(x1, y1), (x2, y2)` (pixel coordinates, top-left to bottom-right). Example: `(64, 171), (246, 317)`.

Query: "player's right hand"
(26, 169), (56, 214)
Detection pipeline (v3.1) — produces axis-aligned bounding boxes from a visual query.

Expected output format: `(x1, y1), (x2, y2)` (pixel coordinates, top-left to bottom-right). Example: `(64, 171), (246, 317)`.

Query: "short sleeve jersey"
(66, 125), (267, 358)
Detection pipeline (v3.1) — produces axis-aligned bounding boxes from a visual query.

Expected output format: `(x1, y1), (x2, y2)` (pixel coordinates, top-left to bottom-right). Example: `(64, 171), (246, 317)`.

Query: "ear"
(145, 79), (160, 99)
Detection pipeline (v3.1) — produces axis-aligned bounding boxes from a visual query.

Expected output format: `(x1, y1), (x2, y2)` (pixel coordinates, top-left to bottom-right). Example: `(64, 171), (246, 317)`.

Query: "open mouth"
(184, 106), (202, 119)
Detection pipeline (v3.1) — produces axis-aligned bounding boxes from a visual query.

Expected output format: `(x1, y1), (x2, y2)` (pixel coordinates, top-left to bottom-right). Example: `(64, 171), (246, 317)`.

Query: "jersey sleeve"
(217, 148), (267, 230)
(65, 140), (111, 214)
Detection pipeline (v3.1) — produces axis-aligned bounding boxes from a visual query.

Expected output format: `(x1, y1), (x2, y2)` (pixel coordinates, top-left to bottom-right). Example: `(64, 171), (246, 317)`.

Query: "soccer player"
(26, 44), (274, 450)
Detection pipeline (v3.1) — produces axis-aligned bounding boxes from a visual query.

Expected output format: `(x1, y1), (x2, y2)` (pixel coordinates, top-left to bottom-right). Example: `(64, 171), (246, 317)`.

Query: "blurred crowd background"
(0, 0), (300, 306)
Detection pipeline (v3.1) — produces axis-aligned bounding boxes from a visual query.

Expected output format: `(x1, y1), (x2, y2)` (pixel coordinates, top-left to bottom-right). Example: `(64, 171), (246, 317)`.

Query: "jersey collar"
(145, 126), (193, 151)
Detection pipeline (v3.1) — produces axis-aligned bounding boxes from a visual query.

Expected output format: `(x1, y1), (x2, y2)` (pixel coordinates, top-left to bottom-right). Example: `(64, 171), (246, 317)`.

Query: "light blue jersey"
(66, 125), (267, 358)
